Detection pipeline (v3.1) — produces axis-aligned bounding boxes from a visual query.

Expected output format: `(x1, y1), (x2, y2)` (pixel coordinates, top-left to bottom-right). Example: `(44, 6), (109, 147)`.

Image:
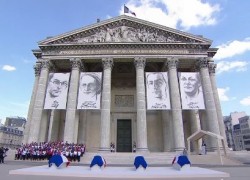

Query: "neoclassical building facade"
(23, 15), (226, 153)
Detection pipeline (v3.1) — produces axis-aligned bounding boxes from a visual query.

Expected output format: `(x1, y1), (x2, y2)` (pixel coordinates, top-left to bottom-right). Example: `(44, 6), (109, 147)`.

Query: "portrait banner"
(77, 72), (102, 109)
(179, 72), (205, 109)
(44, 73), (70, 109)
(146, 72), (171, 110)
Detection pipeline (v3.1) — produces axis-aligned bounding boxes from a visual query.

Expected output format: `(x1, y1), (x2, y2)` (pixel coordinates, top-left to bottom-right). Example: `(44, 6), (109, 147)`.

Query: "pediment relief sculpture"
(40, 16), (211, 45)
(75, 26), (182, 43)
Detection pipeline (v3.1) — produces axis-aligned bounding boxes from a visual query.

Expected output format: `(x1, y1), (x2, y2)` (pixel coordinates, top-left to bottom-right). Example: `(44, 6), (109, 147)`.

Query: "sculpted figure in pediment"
(76, 26), (179, 43)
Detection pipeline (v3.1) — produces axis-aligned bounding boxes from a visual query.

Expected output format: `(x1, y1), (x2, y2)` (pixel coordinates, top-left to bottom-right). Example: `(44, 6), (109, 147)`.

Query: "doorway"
(116, 119), (132, 152)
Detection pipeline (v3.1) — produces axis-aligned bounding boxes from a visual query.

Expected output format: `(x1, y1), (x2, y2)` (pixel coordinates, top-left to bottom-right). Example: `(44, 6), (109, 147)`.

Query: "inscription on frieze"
(44, 49), (192, 55)
(115, 95), (134, 107)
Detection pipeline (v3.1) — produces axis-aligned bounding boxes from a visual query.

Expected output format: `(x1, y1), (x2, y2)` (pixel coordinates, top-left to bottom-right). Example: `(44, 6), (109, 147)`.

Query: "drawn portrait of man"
(44, 73), (70, 109)
(146, 72), (170, 110)
(179, 72), (205, 109)
(77, 72), (102, 109)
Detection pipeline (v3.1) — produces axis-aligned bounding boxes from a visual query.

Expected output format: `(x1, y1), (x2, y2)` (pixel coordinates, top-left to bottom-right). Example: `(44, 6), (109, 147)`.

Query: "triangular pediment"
(39, 15), (211, 46)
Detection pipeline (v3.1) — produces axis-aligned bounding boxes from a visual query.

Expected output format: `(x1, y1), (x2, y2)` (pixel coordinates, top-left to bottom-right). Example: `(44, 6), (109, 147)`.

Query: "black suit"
(0, 147), (4, 163)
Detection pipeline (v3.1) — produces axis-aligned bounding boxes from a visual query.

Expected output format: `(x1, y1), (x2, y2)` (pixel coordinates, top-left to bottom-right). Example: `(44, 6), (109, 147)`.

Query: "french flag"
(48, 154), (70, 168)
(124, 5), (136, 16)
(90, 155), (107, 168)
(172, 155), (191, 170)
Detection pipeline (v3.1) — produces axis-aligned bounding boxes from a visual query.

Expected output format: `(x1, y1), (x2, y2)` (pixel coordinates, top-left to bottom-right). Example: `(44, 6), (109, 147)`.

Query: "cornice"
(39, 43), (210, 51)
(208, 48), (219, 58)
(32, 49), (42, 58)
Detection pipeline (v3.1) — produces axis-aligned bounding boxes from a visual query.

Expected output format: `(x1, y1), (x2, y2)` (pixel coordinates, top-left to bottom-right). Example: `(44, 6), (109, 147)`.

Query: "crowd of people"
(14, 141), (86, 162)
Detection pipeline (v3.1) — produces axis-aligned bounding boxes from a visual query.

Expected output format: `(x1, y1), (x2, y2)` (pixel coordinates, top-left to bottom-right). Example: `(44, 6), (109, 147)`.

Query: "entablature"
(39, 43), (210, 57)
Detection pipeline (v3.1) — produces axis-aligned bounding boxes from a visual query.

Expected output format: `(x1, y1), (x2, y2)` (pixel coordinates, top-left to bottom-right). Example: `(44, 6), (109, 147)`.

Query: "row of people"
(15, 141), (86, 162)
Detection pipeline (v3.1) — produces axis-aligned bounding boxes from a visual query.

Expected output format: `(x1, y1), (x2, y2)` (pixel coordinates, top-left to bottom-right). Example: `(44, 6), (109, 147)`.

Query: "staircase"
(80, 152), (178, 165)
(6, 149), (243, 166)
(80, 152), (243, 166)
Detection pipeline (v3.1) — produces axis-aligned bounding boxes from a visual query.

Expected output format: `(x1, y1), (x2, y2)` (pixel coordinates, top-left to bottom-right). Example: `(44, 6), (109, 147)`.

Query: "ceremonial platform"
(9, 165), (230, 179)
(8, 151), (247, 179)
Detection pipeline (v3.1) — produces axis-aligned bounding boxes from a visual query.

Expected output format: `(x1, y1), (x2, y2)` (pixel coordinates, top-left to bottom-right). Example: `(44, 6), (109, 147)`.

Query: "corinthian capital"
(33, 63), (42, 77)
(208, 63), (217, 74)
(70, 58), (84, 70)
(134, 57), (146, 69)
(196, 58), (209, 69)
(102, 57), (113, 70)
(165, 57), (178, 69)
(39, 60), (54, 71)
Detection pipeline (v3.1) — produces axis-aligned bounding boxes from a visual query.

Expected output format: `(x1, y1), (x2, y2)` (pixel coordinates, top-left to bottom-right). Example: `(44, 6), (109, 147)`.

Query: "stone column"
(166, 57), (185, 151)
(189, 110), (202, 152)
(197, 58), (220, 150)
(48, 110), (54, 142)
(47, 110), (61, 142)
(99, 57), (113, 152)
(209, 63), (227, 146)
(23, 63), (41, 144)
(77, 111), (87, 144)
(39, 111), (49, 142)
(28, 60), (51, 143)
(74, 112), (80, 143)
(64, 58), (82, 143)
(162, 111), (172, 151)
(190, 110), (201, 133)
(134, 57), (148, 152)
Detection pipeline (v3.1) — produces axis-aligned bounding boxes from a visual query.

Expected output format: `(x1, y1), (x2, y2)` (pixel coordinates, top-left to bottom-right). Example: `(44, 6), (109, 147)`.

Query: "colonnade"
(24, 57), (224, 152)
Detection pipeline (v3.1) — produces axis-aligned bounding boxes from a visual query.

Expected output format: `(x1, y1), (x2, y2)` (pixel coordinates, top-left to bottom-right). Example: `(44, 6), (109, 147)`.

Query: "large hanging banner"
(146, 72), (171, 110)
(77, 72), (102, 109)
(179, 72), (205, 109)
(44, 73), (70, 109)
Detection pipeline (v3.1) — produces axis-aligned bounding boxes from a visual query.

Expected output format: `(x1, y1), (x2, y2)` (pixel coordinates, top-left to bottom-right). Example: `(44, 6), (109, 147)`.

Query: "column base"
(136, 148), (149, 153)
(173, 147), (185, 152)
(98, 147), (111, 152)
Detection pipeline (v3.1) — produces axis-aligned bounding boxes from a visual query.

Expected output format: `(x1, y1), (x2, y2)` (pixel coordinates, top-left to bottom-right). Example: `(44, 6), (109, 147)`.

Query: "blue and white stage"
(9, 165), (229, 179)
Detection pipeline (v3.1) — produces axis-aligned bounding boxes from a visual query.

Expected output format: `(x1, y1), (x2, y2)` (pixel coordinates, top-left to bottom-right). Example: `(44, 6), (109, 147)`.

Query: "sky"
(0, 0), (250, 123)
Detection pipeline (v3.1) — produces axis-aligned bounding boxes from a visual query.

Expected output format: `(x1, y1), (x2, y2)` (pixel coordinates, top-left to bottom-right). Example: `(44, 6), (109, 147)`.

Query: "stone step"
(80, 152), (178, 165)
(5, 149), (243, 166)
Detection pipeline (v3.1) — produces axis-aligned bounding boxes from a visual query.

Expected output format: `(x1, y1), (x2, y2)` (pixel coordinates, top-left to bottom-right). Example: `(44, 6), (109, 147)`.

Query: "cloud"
(121, 0), (220, 30)
(240, 96), (250, 106)
(214, 38), (250, 60)
(218, 87), (230, 101)
(2, 65), (16, 71)
(216, 61), (248, 74)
